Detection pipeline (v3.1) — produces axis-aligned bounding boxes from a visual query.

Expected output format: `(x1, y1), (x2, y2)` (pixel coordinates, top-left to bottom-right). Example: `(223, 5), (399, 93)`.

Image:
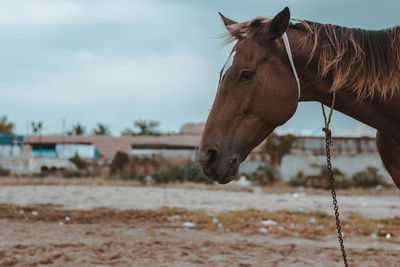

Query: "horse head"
(198, 7), (300, 184)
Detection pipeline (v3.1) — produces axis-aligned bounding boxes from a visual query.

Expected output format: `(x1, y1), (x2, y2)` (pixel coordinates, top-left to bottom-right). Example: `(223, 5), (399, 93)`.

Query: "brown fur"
(199, 8), (400, 189)
(300, 21), (400, 100)
(224, 18), (400, 100)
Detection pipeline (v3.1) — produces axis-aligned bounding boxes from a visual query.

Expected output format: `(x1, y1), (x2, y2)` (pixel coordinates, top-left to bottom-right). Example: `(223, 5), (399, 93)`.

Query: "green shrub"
(182, 163), (212, 184)
(153, 166), (185, 184)
(0, 167), (11, 176)
(118, 171), (130, 180)
(137, 173), (147, 184)
(69, 153), (87, 170)
(319, 167), (352, 189)
(352, 167), (387, 188)
(111, 151), (129, 174)
(265, 133), (296, 166)
(63, 169), (89, 178)
(32, 172), (46, 178)
(289, 171), (306, 187)
(319, 167), (345, 178)
(251, 165), (280, 186)
(290, 168), (352, 189)
(149, 164), (212, 184)
(332, 175), (353, 189)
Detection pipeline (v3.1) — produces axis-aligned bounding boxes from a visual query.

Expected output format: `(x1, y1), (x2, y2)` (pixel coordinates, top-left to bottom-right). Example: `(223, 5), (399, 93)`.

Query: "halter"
(283, 31), (347, 266)
(282, 32), (301, 100)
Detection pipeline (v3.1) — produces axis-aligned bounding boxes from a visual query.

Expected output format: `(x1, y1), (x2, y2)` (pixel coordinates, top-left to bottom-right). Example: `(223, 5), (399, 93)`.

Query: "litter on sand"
(292, 192), (307, 198)
(259, 227), (268, 233)
(261, 220), (277, 226)
(278, 226), (286, 232)
(182, 222), (196, 228)
(169, 215), (181, 220)
(123, 231), (134, 235)
(32, 211), (38, 216)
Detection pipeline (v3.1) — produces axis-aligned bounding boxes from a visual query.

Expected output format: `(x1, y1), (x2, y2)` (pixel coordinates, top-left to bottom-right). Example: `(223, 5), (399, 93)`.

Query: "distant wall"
(279, 137), (390, 181)
(0, 157), (75, 175)
(0, 145), (24, 157)
(131, 148), (196, 161)
(56, 144), (98, 159)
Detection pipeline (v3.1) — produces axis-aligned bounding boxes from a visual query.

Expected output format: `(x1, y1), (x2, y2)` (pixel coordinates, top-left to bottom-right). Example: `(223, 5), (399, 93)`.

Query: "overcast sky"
(1, 0), (399, 136)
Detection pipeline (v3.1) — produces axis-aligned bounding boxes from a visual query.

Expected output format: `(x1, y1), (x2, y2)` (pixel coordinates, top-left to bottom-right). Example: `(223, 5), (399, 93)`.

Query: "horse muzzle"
(197, 146), (240, 184)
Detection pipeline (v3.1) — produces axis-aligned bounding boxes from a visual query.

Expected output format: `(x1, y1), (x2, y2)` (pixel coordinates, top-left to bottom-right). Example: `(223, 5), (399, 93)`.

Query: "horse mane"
(299, 21), (400, 100)
(223, 17), (400, 100)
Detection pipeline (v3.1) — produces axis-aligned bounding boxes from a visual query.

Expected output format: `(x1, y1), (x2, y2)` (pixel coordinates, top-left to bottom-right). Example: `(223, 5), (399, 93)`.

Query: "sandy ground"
(0, 185), (398, 219)
(1, 220), (399, 267)
(0, 185), (399, 266)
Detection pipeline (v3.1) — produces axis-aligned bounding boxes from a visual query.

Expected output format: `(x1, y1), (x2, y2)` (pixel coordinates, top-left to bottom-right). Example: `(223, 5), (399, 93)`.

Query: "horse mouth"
(204, 157), (239, 184)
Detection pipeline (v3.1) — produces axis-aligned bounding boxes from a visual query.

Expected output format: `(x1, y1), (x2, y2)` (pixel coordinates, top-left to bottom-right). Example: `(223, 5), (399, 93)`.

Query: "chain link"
(323, 128), (349, 267)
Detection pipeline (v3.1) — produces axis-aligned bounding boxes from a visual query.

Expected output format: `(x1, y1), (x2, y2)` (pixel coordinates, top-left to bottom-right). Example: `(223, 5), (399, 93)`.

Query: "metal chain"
(322, 127), (349, 267)
(321, 92), (348, 267)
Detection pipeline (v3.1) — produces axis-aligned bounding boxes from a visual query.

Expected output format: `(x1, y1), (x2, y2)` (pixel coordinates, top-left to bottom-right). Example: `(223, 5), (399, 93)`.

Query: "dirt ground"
(0, 185), (399, 219)
(0, 185), (399, 266)
(1, 219), (399, 267)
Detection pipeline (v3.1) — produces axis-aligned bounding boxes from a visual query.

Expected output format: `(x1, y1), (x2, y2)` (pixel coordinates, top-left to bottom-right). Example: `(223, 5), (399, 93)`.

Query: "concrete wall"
(0, 145), (25, 157)
(131, 148), (197, 162)
(55, 144), (98, 159)
(280, 150), (388, 180)
(0, 157), (76, 175)
(279, 137), (390, 181)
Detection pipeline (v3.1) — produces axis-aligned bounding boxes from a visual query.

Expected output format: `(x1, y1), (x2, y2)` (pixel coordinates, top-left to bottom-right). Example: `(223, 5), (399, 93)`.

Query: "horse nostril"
(205, 147), (219, 167)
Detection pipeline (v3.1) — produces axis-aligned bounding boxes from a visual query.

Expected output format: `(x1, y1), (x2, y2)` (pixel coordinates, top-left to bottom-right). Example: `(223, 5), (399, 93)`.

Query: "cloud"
(0, 1), (82, 25)
(0, 0), (169, 26)
(338, 124), (377, 137)
(275, 127), (296, 135)
(2, 0), (398, 136)
(1, 50), (213, 103)
(0, 0), (222, 135)
(0, 49), (217, 134)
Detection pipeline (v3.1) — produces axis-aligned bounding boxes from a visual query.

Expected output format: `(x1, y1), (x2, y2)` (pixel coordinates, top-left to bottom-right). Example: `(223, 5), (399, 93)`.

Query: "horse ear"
(219, 12), (238, 28)
(268, 7), (290, 39)
(219, 12), (243, 39)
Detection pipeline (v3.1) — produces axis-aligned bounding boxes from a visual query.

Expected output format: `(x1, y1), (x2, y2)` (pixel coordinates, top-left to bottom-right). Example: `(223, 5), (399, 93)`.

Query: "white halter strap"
(282, 32), (301, 100)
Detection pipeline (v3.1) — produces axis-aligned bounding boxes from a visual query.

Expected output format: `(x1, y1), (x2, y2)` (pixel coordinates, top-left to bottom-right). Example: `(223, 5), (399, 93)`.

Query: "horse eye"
(239, 70), (255, 82)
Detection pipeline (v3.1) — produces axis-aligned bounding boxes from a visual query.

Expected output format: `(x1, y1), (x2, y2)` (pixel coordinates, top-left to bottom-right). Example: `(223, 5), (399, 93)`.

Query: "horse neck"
(287, 28), (400, 140)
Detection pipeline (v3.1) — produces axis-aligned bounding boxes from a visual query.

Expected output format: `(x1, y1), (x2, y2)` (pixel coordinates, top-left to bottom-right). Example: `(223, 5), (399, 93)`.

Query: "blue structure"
(0, 134), (24, 145)
(0, 134), (25, 157)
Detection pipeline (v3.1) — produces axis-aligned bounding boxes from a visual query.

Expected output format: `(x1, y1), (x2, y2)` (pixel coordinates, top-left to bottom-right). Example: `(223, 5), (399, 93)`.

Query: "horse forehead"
(221, 50), (237, 78)
(219, 40), (264, 80)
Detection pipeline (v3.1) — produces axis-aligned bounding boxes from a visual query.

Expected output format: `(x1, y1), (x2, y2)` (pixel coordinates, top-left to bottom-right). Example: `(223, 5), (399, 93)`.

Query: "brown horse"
(198, 7), (400, 189)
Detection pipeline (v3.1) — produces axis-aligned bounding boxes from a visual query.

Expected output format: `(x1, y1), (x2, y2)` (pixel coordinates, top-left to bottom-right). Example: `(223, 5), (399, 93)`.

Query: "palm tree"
(0, 116), (14, 135)
(122, 120), (160, 136)
(68, 123), (85, 135)
(137, 120), (159, 135)
(93, 123), (110, 135)
(31, 121), (43, 135)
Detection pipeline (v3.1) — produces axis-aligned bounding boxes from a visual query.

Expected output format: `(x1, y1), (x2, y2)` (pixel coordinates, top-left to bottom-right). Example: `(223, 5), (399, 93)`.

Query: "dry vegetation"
(1, 204), (398, 243)
(1, 186), (398, 266)
(0, 176), (398, 196)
